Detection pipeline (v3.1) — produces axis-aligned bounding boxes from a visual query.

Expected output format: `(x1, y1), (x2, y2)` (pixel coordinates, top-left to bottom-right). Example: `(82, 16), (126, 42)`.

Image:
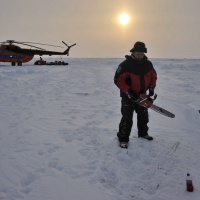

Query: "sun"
(118, 13), (130, 26)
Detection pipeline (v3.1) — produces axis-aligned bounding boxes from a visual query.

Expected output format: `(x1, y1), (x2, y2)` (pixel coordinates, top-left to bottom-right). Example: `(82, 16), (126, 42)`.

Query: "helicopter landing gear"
(11, 62), (22, 66)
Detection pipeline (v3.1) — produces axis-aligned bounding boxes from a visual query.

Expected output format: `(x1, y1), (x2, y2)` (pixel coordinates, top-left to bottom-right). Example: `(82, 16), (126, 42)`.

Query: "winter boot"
(119, 141), (128, 149)
(138, 134), (153, 141)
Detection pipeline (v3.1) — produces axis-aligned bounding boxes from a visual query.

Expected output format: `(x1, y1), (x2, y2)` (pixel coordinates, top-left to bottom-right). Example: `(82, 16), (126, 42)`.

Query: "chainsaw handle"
(147, 94), (157, 102)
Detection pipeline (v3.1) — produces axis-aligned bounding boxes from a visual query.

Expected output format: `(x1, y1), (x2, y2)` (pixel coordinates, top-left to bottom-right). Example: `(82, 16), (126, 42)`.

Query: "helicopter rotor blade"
(13, 41), (46, 50)
(15, 41), (63, 48)
(0, 40), (45, 50)
(0, 40), (15, 45)
(1, 40), (64, 50)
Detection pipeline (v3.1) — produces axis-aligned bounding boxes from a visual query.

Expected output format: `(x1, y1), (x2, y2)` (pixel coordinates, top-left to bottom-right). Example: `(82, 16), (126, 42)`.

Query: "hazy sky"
(0, 0), (200, 58)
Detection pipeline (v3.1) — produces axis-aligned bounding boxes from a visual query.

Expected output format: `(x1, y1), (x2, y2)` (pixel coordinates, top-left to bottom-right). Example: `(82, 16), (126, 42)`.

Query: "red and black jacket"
(114, 55), (157, 97)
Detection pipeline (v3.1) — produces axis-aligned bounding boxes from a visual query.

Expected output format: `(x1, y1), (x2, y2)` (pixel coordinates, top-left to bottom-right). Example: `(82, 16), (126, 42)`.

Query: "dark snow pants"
(117, 98), (149, 142)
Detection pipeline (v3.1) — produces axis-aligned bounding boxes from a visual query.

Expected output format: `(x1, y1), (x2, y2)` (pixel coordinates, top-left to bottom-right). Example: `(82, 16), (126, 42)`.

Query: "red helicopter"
(0, 40), (76, 66)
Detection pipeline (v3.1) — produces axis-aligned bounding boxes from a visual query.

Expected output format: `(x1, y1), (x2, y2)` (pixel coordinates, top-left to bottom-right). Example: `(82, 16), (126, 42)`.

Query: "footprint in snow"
(59, 129), (73, 143)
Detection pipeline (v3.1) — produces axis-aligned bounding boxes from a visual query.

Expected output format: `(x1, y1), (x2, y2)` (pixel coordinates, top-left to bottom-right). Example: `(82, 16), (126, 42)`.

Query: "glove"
(149, 86), (155, 96)
(126, 89), (138, 101)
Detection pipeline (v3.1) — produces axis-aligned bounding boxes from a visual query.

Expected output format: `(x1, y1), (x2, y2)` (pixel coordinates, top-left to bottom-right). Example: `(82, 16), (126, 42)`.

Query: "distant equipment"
(0, 40), (76, 66)
(34, 57), (68, 66)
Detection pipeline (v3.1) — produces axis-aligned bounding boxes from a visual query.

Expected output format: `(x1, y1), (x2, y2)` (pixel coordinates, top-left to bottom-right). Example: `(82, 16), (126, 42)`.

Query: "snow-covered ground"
(0, 58), (200, 200)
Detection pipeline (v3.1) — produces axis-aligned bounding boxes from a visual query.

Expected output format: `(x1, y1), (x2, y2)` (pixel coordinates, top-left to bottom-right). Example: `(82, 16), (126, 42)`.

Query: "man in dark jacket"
(114, 41), (157, 146)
